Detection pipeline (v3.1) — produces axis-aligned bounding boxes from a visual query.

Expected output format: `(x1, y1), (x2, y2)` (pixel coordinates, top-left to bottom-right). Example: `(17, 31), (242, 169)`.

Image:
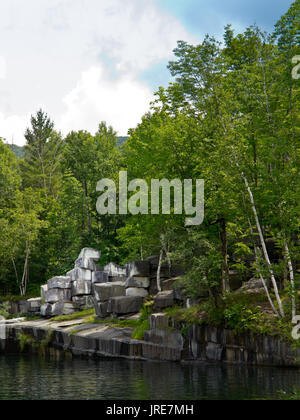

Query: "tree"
(23, 109), (63, 198)
(118, 6), (299, 318)
(0, 140), (45, 296)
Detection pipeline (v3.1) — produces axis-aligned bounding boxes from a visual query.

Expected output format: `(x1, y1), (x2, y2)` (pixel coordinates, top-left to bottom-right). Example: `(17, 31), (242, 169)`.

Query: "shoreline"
(1, 317), (300, 368)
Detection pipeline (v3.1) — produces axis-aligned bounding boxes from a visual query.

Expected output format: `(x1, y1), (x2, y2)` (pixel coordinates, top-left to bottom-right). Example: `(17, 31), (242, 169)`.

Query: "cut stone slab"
(147, 256), (184, 278)
(150, 313), (169, 330)
(126, 276), (150, 288)
(47, 276), (71, 290)
(71, 280), (92, 296)
(72, 296), (94, 309)
(26, 298), (42, 312)
(79, 248), (101, 260)
(109, 276), (127, 283)
(45, 288), (72, 304)
(103, 262), (127, 278)
(173, 285), (186, 302)
(149, 278), (159, 296)
(228, 270), (243, 291)
(50, 301), (64, 317)
(161, 278), (176, 291)
(75, 248), (101, 270)
(185, 298), (198, 309)
(93, 282), (126, 302)
(67, 267), (92, 282)
(144, 328), (184, 349)
(18, 300), (28, 314)
(126, 288), (149, 298)
(126, 261), (150, 278)
(154, 291), (174, 311)
(206, 342), (223, 361)
(41, 301), (64, 317)
(92, 271), (109, 284)
(94, 301), (109, 318)
(238, 278), (265, 294)
(75, 257), (97, 271)
(62, 303), (79, 315)
(107, 296), (143, 315)
(40, 285), (48, 300)
(40, 303), (51, 317)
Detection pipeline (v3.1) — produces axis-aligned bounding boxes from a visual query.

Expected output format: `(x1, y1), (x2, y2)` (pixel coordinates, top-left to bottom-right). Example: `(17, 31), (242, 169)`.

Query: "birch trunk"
(220, 218), (230, 293)
(157, 249), (164, 293)
(11, 258), (19, 287)
(242, 174), (284, 317)
(20, 246), (30, 297)
(248, 218), (280, 318)
(161, 236), (171, 277)
(284, 239), (296, 319)
(83, 180), (92, 239)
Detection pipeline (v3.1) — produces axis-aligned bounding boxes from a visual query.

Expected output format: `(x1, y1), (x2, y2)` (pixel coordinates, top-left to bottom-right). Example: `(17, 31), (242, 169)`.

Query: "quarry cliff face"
(2, 314), (300, 368)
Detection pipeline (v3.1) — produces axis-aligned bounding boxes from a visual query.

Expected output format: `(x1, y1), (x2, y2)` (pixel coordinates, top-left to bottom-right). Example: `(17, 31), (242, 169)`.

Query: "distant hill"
(117, 136), (129, 146)
(8, 144), (25, 159)
(8, 137), (129, 159)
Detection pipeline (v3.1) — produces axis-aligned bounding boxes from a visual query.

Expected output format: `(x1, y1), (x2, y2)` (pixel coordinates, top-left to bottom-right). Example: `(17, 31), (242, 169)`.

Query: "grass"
(163, 291), (300, 344)
(17, 329), (54, 354)
(110, 319), (140, 328)
(131, 319), (150, 340)
(278, 389), (300, 400)
(25, 315), (42, 321)
(51, 308), (95, 322)
(65, 304), (153, 341)
(0, 294), (37, 303)
(18, 333), (37, 352)
(0, 302), (10, 319)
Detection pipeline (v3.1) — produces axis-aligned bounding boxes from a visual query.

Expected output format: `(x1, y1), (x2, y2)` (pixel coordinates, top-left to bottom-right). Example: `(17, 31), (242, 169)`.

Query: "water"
(0, 354), (300, 400)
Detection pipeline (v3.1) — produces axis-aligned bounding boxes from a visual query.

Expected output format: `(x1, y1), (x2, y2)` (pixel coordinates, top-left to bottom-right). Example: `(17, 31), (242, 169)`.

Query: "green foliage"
(17, 333), (37, 352)
(17, 330), (54, 354)
(0, 302), (10, 319)
(131, 319), (150, 340)
(0, 2), (299, 328)
(8, 144), (25, 159)
(51, 308), (95, 322)
(108, 304), (153, 340)
(0, 294), (36, 303)
(40, 329), (54, 349)
(278, 388), (300, 400)
(224, 303), (263, 333)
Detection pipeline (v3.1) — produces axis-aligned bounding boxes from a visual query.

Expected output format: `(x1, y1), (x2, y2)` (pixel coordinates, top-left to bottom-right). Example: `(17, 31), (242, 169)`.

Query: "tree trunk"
(220, 218), (230, 294)
(157, 249), (164, 293)
(83, 180), (92, 240)
(11, 258), (19, 287)
(284, 239), (296, 320)
(20, 245), (30, 296)
(248, 218), (280, 318)
(161, 235), (172, 277)
(242, 174), (284, 317)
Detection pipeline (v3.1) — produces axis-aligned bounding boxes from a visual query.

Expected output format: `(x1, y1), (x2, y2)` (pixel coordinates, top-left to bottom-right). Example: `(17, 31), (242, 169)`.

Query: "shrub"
(0, 302), (10, 319)
(224, 302), (263, 333)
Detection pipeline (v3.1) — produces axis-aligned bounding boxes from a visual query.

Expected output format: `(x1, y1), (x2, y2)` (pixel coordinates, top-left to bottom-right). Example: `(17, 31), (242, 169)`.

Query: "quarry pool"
(0, 354), (300, 400)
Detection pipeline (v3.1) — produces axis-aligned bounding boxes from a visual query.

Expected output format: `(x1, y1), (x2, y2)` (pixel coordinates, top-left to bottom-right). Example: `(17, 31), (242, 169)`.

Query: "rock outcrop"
(24, 248), (184, 319)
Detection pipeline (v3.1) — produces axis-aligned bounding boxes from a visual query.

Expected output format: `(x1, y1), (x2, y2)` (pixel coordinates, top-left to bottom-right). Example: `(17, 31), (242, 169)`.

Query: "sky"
(0, 0), (293, 146)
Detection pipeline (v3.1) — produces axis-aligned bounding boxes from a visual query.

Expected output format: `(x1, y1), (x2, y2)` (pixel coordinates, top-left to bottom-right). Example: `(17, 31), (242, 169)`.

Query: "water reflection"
(0, 355), (300, 400)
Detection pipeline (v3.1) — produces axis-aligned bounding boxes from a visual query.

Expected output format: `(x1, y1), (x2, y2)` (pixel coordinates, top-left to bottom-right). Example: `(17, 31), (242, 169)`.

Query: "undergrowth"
(51, 308), (95, 322)
(164, 291), (298, 343)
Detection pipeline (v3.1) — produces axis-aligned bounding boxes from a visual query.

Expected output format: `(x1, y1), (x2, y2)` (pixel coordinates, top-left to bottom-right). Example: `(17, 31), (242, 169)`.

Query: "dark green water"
(0, 354), (300, 400)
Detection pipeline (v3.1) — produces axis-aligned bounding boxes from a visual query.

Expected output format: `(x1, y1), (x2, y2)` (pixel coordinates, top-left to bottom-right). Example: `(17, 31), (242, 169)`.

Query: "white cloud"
(0, 112), (30, 146)
(0, 57), (6, 80)
(59, 64), (154, 136)
(0, 0), (197, 145)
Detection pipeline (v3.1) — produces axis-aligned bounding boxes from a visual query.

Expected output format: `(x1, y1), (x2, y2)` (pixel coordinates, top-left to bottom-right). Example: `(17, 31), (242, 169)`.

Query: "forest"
(0, 1), (299, 327)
